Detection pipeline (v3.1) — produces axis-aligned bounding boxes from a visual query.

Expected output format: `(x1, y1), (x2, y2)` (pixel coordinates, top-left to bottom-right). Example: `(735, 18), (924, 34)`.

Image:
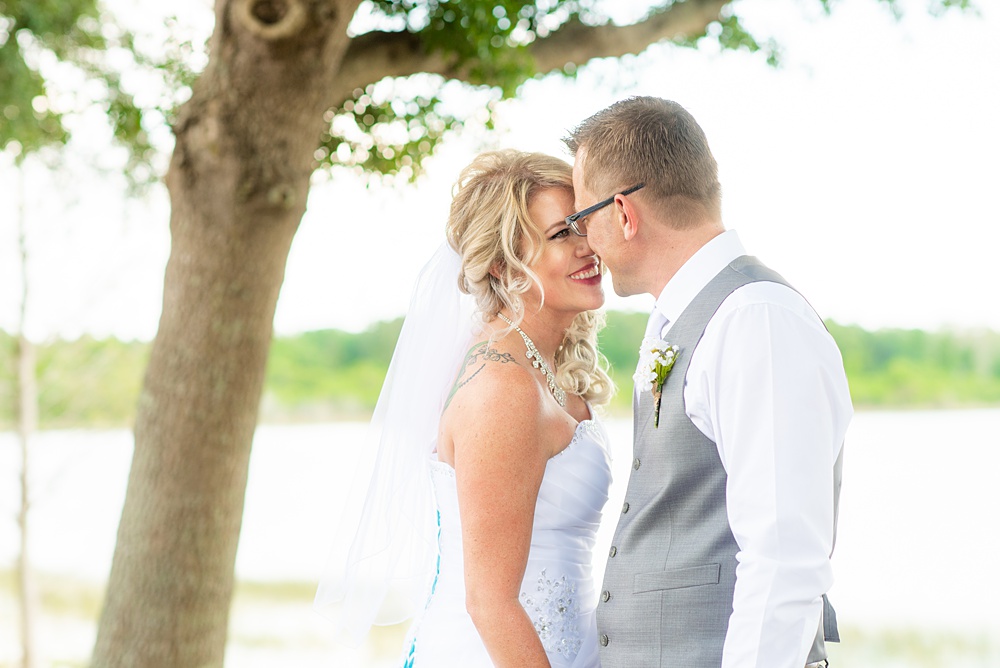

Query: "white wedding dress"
(399, 417), (613, 667)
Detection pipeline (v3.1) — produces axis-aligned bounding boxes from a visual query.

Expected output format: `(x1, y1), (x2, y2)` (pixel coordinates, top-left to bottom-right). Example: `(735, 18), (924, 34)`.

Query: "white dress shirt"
(646, 229), (853, 668)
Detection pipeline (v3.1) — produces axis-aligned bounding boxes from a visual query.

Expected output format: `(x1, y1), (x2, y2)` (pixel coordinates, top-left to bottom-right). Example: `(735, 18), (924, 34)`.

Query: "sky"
(1, 0), (999, 341)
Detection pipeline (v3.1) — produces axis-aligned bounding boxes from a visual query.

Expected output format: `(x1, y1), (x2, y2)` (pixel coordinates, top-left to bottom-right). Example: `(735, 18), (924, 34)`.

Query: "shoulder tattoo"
(444, 341), (516, 410)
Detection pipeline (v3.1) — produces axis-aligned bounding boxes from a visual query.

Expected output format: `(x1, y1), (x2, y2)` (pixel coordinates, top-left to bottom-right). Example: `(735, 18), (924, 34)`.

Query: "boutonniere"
(633, 337), (680, 428)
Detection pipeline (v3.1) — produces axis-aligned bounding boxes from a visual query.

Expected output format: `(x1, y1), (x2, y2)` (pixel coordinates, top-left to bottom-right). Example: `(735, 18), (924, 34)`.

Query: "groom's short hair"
(564, 97), (722, 228)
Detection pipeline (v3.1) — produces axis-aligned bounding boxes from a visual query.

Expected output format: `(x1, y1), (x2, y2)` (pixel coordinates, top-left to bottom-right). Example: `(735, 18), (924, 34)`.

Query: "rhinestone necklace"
(496, 313), (567, 407)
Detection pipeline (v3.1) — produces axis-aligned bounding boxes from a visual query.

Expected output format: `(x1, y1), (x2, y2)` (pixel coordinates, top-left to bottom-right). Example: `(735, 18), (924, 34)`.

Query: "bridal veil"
(314, 242), (477, 645)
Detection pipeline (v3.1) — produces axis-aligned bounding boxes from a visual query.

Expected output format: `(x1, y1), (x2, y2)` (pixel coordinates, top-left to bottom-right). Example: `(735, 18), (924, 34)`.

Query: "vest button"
(633, 458), (641, 470)
(609, 546), (617, 557)
(600, 634), (609, 647)
(622, 501), (630, 514)
(601, 590), (611, 602)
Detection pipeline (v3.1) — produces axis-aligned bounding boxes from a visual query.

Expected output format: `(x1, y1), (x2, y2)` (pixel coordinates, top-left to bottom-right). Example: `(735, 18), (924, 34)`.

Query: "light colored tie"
(643, 307), (669, 341)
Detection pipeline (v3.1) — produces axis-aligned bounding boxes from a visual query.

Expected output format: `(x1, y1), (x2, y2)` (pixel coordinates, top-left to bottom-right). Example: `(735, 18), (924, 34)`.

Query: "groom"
(564, 97), (852, 668)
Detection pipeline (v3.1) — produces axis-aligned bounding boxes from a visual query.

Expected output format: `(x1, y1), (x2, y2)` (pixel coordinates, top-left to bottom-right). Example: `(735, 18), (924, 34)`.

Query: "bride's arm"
(448, 363), (551, 667)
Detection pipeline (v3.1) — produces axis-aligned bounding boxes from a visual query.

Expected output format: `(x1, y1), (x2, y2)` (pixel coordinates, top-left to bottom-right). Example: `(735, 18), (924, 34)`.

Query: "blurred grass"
(828, 624), (1000, 667)
(1, 568), (997, 667)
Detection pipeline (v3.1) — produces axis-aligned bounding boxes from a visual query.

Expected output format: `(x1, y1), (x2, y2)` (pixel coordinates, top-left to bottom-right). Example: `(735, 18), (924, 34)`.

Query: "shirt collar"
(652, 229), (746, 326)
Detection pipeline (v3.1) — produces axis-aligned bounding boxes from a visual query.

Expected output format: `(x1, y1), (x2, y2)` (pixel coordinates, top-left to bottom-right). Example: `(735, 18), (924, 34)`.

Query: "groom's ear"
(616, 194), (639, 242)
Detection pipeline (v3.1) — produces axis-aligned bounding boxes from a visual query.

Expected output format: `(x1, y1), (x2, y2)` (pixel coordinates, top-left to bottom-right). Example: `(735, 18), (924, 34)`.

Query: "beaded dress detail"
(400, 417), (611, 667)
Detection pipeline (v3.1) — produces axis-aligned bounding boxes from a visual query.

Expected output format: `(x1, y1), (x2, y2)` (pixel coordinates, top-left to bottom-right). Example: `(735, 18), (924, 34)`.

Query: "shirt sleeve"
(683, 282), (853, 668)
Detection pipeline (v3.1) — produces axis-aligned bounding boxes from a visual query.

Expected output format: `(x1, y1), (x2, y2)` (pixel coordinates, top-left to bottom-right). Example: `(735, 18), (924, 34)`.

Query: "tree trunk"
(91, 1), (360, 665)
(15, 334), (38, 668)
(15, 166), (39, 668)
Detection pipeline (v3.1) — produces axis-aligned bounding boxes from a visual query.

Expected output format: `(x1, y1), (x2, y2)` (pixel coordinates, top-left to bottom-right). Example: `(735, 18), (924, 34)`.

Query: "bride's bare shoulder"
(438, 337), (548, 469)
(441, 337), (545, 429)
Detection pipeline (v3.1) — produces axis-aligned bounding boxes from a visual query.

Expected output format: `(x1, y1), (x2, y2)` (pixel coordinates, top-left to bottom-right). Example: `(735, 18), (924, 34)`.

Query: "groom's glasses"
(565, 183), (645, 237)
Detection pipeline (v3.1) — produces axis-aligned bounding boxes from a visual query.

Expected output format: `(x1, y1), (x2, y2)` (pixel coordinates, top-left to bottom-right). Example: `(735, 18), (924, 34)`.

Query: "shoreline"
(2, 402), (1000, 434)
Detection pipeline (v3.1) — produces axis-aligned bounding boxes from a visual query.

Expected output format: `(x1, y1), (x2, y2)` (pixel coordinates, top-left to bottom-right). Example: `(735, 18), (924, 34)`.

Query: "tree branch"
(330, 30), (452, 104)
(531, 0), (730, 73)
(329, 0), (730, 107)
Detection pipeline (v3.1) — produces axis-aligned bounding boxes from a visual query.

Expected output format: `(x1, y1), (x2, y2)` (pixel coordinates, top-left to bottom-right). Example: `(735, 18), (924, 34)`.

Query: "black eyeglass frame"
(564, 183), (645, 237)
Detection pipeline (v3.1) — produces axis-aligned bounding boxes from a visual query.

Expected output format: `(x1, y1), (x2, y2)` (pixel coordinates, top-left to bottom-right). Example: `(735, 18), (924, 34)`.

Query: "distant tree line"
(0, 333), (149, 428)
(829, 322), (1000, 406)
(2, 314), (999, 428)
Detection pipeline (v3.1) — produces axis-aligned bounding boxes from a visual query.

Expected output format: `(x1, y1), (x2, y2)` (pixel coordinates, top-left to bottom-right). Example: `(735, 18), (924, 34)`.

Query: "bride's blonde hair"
(445, 150), (614, 407)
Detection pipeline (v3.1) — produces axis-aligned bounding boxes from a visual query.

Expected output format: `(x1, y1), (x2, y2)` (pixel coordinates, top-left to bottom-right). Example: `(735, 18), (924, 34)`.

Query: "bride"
(318, 150), (615, 667)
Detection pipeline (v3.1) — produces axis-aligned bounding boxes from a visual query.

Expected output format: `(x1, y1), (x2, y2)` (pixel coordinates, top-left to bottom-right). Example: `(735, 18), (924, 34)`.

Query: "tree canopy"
(2, 0), (975, 183)
(0, 0), (156, 177)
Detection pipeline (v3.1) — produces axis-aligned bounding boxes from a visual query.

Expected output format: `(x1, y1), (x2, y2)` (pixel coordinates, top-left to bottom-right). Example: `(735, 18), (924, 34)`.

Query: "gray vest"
(596, 255), (842, 667)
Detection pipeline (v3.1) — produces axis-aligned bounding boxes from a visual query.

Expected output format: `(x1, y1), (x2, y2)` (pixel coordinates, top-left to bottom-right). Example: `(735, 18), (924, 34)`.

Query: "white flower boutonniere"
(633, 337), (680, 428)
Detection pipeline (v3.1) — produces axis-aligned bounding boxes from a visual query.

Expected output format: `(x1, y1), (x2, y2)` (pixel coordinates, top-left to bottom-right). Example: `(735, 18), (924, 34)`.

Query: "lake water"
(1, 409), (999, 665)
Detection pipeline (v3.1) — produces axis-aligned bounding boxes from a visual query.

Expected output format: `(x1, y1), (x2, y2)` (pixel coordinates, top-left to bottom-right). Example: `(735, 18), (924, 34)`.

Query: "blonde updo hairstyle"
(446, 150), (614, 407)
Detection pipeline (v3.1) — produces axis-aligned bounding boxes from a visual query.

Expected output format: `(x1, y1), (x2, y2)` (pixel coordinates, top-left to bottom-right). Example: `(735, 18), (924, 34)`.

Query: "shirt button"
(622, 501), (630, 514)
(633, 458), (641, 470)
(609, 546), (617, 557)
(600, 634), (609, 647)
(601, 590), (611, 602)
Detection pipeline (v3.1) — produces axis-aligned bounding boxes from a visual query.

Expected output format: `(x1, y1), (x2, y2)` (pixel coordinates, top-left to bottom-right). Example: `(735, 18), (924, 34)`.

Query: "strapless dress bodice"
(400, 418), (612, 668)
